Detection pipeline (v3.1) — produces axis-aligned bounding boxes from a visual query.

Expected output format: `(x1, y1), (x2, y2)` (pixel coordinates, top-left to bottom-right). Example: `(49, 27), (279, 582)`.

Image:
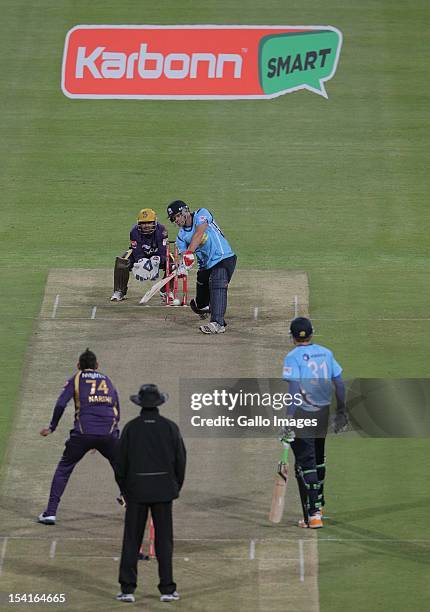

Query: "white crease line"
(42, 317), (185, 321)
(0, 537), (8, 576)
(90, 306), (97, 320)
(1, 535), (427, 543)
(0, 536), (260, 542)
(46, 304), (186, 309)
(35, 315), (430, 321)
(49, 539), (57, 559)
(51, 554), (301, 561)
(298, 539), (305, 582)
(51, 294), (60, 319)
(37, 318), (319, 325)
(253, 307), (259, 320)
(293, 295), (298, 318)
(249, 539), (256, 560)
(54, 305), (180, 309)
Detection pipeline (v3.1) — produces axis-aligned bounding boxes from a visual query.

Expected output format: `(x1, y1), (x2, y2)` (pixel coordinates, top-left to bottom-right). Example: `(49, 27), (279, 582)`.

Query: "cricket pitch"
(0, 269), (318, 611)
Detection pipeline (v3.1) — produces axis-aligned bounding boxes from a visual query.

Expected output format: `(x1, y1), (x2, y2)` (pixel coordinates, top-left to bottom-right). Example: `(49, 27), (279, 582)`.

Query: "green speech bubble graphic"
(259, 29), (342, 98)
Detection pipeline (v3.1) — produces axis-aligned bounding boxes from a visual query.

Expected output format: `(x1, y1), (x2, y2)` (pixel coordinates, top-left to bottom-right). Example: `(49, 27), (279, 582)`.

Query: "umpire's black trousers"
(119, 501), (176, 595)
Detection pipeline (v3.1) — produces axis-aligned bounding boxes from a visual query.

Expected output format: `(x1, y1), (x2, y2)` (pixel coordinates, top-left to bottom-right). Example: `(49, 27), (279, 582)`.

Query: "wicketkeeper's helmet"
(137, 208), (157, 234)
(289, 317), (314, 340)
(167, 200), (189, 222)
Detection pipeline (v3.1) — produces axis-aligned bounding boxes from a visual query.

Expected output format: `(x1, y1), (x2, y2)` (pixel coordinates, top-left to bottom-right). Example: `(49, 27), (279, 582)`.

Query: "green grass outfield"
(1, 1), (429, 610)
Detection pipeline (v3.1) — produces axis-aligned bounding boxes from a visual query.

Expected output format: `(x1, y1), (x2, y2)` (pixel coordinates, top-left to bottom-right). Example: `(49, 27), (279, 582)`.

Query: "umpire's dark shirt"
(115, 407), (186, 503)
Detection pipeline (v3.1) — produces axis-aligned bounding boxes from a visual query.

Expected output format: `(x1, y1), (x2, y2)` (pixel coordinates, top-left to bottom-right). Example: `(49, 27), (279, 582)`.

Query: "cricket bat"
(268, 440), (290, 523)
(139, 265), (187, 305)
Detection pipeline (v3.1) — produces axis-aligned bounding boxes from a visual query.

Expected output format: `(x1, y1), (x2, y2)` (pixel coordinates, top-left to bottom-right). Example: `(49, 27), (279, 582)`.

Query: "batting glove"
(182, 251), (195, 269)
(333, 410), (348, 434)
(281, 427), (295, 444)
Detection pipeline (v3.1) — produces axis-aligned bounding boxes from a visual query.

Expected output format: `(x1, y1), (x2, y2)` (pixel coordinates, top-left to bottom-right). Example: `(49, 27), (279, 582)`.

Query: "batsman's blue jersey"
(283, 344), (342, 411)
(176, 208), (234, 270)
(49, 369), (120, 435)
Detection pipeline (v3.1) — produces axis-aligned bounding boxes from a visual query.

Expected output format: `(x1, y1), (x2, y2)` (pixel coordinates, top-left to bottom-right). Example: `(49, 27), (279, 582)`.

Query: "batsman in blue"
(166, 200), (236, 334)
(282, 317), (348, 529)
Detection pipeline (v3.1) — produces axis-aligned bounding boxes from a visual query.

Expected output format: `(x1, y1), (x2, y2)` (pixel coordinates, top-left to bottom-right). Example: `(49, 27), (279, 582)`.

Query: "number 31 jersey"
(282, 344), (342, 411)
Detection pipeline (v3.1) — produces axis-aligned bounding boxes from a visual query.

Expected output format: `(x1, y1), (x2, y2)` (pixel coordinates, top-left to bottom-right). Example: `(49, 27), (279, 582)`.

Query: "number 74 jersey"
(282, 343), (342, 411)
(49, 369), (121, 435)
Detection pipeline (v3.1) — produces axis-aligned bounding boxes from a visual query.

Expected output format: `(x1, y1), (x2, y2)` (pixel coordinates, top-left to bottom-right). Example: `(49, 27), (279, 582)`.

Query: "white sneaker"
(111, 290), (126, 302)
(116, 593), (135, 603)
(38, 512), (56, 525)
(200, 322), (226, 334)
(160, 591), (180, 602)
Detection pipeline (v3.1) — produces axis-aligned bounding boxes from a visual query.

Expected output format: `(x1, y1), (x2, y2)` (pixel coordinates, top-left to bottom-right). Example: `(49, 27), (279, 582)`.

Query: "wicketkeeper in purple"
(110, 208), (171, 303)
(38, 349), (121, 525)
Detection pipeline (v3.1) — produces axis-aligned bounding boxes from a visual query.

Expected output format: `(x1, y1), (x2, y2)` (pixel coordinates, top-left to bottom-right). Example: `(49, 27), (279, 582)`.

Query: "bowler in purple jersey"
(38, 349), (121, 525)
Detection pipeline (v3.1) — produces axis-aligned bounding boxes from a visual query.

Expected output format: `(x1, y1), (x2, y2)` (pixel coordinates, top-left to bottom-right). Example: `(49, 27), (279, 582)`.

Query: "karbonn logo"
(75, 44), (243, 80)
(62, 25), (342, 99)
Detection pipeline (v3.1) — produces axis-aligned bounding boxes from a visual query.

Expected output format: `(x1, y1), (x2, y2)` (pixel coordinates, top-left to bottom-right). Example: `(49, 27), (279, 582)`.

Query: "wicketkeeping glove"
(182, 251), (195, 269)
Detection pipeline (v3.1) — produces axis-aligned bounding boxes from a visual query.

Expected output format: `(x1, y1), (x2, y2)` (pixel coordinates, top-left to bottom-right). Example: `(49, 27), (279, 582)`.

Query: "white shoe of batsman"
(199, 322), (225, 334)
(110, 291), (126, 302)
(38, 512), (56, 525)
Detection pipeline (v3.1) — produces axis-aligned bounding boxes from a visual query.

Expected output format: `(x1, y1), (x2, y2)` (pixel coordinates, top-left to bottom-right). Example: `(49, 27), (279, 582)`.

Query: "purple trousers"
(45, 432), (119, 516)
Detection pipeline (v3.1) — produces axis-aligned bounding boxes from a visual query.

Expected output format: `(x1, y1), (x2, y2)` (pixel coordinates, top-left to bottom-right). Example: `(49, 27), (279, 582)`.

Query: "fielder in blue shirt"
(282, 317), (347, 529)
(166, 200), (237, 334)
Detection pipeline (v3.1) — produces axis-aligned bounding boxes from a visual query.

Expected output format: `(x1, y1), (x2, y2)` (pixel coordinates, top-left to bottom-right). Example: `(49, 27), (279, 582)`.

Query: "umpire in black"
(114, 384), (186, 603)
